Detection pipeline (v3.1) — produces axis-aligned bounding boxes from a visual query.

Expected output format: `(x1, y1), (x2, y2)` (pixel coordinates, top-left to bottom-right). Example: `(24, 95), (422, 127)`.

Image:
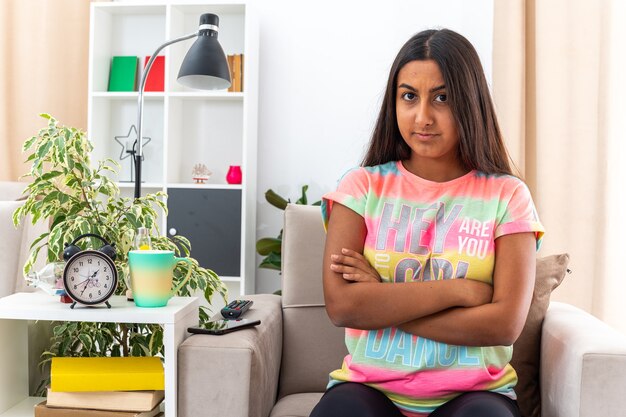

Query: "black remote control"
(221, 299), (253, 319)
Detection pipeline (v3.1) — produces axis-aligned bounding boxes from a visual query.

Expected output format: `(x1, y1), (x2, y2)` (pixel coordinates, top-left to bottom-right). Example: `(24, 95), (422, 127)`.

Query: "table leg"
(0, 319), (28, 413)
(163, 306), (198, 416)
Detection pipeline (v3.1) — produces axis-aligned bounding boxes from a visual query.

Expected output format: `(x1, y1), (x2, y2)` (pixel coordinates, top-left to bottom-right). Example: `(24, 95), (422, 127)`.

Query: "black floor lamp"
(134, 13), (231, 199)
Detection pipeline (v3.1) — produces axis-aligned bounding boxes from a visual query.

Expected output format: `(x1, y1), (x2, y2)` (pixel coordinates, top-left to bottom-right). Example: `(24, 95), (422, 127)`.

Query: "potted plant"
(13, 114), (227, 394)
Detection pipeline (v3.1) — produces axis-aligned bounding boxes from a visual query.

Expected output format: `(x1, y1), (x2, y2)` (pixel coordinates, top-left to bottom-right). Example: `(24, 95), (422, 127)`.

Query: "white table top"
(0, 292), (199, 324)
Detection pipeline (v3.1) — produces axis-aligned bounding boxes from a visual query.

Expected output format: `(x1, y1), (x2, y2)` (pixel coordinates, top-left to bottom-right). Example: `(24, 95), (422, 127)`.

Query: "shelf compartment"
(167, 97), (243, 184)
(166, 188), (242, 276)
(90, 97), (165, 185)
(91, 6), (167, 93)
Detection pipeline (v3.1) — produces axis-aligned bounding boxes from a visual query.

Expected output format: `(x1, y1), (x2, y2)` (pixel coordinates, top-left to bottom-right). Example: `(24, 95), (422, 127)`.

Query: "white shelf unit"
(0, 293), (198, 417)
(87, 2), (259, 299)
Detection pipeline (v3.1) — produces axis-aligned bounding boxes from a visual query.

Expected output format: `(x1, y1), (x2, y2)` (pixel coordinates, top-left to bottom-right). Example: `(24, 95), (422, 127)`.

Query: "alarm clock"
(62, 233), (118, 309)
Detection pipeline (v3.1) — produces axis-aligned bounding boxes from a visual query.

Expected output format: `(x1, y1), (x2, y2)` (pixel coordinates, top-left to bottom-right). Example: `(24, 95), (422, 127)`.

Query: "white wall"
(252, 0), (494, 293)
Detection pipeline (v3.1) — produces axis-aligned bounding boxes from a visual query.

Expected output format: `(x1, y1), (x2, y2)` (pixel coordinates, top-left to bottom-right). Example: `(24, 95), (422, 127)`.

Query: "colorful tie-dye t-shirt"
(321, 161), (545, 417)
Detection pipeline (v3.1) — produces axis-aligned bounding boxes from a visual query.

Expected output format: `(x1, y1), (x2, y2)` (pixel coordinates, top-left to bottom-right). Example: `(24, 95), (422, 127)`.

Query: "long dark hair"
(362, 29), (514, 176)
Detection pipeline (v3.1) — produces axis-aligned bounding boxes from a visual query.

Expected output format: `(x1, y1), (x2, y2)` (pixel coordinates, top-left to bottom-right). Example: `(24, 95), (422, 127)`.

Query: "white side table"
(0, 292), (199, 417)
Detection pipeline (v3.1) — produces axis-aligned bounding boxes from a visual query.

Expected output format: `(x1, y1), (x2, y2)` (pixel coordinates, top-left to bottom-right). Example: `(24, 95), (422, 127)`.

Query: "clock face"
(63, 250), (117, 305)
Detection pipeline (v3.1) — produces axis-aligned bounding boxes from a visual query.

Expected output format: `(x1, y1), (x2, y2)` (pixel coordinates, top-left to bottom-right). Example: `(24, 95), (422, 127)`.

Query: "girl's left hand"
(330, 248), (381, 283)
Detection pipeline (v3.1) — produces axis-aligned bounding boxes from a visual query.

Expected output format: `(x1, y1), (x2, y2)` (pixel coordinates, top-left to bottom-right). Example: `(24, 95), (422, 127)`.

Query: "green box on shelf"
(108, 56), (138, 92)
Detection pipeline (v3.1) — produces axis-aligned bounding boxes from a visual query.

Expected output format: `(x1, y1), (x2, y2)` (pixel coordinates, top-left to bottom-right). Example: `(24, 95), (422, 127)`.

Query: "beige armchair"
(178, 204), (626, 417)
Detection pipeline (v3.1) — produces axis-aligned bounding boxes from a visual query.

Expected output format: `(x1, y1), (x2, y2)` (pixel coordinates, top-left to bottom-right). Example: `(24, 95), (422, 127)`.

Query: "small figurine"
(192, 164), (212, 184)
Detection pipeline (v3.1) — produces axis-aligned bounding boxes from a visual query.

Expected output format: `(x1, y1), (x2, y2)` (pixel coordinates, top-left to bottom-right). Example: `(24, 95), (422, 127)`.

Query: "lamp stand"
(134, 32), (198, 199)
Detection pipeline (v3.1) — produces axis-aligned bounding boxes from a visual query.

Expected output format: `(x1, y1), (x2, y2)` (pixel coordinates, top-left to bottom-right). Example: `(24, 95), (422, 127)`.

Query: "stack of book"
(227, 53), (244, 92)
(35, 357), (165, 417)
(107, 55), (165, 92)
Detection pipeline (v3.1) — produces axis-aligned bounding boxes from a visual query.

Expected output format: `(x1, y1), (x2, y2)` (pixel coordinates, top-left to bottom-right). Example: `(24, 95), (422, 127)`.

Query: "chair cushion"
(270, 393), (324, 417)
(511, 253), (570, 417)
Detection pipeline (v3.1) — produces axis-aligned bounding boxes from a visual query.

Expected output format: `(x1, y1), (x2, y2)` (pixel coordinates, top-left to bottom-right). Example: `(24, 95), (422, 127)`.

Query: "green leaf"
(111, 345), (121, 357)
(99, 184), (112, 196)
(64, 176), (78, 188)
(42, 191), (60, 205)
(23, 135), (38, 152)
(130, 343), (143, 357)
(95, 333), (105, 352)
(295, 185), (309, 205)
(199, 307), (210, 323)
(29, 232), (50, 251)
(67, 151), (75, 171)
(124, 212), (140, 229)
(204, 284), (216, 304)
(78, 334), (93, 353)
(259, 261), (281, 271)
(259, 252), (281, 271)
(47, 226), (65, 261)
(53, 324), (68, 337)
(12, 205), (23, 227)
(41, 171), (63, 181)
(23, 244), (44, 275)
(265, 189), (289, 210)
(37, 140), (54, 161)
(256, 237), (281, 256)
(149, 329), (163, 356)
(172, 235), (191, 256)
(66, 203), (84, 218)
(79, 220), (90, 236)
(56, 136), (66, 165)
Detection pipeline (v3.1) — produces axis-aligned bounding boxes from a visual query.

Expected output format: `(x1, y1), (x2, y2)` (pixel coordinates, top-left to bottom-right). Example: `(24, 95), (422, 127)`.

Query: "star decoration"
(114, 124), (152, 161)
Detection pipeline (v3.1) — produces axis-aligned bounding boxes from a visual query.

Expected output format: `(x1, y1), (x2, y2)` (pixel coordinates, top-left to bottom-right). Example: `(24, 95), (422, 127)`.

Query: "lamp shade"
(177, 13), (231, 90)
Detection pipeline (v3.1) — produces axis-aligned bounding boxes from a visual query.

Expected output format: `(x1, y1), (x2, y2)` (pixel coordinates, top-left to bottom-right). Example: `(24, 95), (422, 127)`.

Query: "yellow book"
(51, 357), (164, 392)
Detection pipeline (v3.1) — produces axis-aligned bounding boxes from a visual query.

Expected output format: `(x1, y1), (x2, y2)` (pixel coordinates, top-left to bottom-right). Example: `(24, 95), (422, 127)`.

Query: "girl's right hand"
(461, 279), (494, 307)
(329, 248), (381, 283)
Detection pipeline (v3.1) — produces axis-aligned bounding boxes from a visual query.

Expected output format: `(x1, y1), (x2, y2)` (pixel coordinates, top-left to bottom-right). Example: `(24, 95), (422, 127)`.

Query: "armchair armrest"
(540, 301), (626, 417)
(178, 294), (282, 417)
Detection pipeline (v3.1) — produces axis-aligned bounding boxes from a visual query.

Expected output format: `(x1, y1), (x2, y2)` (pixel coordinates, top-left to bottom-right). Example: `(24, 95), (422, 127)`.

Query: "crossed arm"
(323, 203), (537, 347)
